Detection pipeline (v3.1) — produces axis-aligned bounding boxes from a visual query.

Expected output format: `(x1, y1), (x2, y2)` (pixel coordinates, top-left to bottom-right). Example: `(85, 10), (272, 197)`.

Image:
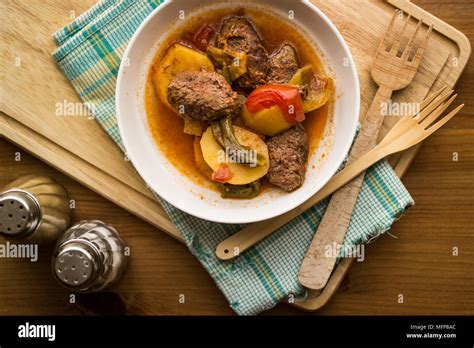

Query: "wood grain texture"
(0, 114), (181, 239)
(300, 13), (449, 289)
(0, 0), (472, 315)
(299, 84), (394, 290)
(0, 0), (156, 200)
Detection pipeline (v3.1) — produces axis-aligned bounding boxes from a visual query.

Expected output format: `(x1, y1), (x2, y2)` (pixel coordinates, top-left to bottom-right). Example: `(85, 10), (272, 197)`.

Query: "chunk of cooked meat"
(266, 124), (309, 192)
(167, 71), (241, 121)
(267, 44), (299, 84)
(216, 15), (269, 91)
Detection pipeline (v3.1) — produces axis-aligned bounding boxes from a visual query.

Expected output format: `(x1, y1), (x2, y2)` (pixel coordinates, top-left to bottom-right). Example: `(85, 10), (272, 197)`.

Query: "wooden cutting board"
(0, 0), (470, 311)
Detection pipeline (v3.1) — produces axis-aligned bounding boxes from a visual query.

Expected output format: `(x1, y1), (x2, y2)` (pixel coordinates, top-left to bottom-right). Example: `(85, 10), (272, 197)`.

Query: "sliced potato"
(289, 65), (334, 113)
(193, 137), (213, 178)
(242, 104), (294, 136)
(200, 126), (269, 185)
(152, 43), (215, 108)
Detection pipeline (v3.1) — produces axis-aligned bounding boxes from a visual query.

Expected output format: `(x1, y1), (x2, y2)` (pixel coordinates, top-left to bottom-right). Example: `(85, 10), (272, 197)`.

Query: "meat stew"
(145, 8), (334, 199)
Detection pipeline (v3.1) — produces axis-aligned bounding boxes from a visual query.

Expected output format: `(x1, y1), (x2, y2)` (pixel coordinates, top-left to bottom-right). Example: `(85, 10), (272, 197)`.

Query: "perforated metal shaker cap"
(0, 190), (41, 239)
(53, 240), (101, 290)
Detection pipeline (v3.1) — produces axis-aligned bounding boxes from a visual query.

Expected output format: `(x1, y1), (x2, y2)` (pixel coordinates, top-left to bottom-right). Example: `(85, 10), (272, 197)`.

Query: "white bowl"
(116, 0), (359, 224)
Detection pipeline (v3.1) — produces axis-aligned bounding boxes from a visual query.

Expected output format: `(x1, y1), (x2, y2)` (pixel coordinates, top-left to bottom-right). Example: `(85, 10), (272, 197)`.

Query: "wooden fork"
(300, 89), (463, 208)
(299, 13), (434, 290)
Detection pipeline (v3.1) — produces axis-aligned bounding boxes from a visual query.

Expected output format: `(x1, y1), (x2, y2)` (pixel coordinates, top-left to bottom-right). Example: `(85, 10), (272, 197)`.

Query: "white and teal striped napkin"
(53, 0), (414, 315)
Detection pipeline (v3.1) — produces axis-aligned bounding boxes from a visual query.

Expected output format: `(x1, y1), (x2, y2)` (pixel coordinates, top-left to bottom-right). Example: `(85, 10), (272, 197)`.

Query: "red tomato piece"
(245, 85), (305, 123)
(211, 164), (233, 183)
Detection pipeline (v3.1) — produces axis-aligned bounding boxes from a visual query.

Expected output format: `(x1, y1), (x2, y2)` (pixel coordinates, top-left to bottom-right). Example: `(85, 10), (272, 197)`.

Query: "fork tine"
(391, 14), (411, 54)
(419, 94), (457, 128)
(412, 24), (434, 64)
(420, 86), (448, 110)
(380, 12), (398, 51)
(401, 18), (423, 60)
(379, 89), (452, 147)
(423, 104), (464, 134)
(415, 89), (454, 120)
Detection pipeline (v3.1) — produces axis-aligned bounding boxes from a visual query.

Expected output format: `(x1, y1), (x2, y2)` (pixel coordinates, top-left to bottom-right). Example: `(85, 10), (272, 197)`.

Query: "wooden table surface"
(0, 0), (473, 316)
